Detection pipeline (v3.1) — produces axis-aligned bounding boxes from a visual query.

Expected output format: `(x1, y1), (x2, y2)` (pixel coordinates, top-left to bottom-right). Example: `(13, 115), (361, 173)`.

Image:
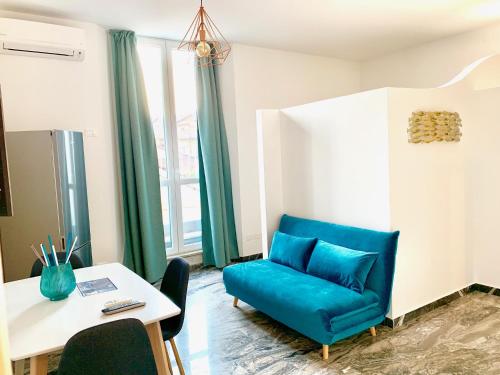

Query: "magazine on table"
(77, 277), (117, 297)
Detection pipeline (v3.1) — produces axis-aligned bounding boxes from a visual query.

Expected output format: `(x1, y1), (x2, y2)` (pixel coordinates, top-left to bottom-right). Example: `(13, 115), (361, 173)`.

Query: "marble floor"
(170, 268), (500, 375)
(40, 267), (500, 375)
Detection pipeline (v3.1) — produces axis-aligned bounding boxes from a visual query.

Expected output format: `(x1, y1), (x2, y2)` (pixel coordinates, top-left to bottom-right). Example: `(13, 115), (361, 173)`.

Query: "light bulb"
(195, 41), (211, 58)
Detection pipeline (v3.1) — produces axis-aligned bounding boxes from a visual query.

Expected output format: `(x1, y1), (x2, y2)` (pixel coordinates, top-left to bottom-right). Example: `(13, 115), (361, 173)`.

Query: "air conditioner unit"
(0, 18), (85, 61)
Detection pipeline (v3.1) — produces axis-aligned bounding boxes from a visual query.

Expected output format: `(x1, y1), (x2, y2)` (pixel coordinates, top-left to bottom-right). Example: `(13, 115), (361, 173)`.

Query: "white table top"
(5, 262), (181, 361)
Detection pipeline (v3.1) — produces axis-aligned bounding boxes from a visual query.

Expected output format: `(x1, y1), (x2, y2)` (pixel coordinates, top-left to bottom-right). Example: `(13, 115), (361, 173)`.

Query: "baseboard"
(234, 253), (264, 262)
(469, 283), (500, 296)
(383, 283), (498, 328)
(173, 252), (264, 272)
(168, 251), (204, 271)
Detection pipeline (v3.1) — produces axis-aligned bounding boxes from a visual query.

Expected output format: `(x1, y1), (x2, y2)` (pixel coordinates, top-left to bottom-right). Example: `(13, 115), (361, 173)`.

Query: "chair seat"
(223, 259), (382, 344)
(160, 319), (178, 341)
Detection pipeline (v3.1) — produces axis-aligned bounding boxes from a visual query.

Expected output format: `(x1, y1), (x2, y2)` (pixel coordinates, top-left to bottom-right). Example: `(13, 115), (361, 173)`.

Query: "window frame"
(137, 36), (201, 256)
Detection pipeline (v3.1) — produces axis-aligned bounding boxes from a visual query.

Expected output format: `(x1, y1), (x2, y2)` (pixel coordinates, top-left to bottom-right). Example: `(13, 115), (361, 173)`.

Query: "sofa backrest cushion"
(279, 214), (399, 314)
(269, 231), (317, 272)
(306, 240), (378, 293)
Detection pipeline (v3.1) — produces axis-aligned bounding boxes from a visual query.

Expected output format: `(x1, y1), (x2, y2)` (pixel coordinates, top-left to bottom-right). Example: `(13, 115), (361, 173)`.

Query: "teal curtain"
(196, 60), (239, 267)
(109, 30), (166, 282)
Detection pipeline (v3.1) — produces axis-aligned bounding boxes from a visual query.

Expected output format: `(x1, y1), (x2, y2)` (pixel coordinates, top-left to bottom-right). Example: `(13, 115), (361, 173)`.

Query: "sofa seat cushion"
(223, 260), (381, 343)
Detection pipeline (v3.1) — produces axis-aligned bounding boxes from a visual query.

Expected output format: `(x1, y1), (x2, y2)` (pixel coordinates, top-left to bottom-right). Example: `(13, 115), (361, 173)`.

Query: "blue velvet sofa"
(223, 214), (399, 359)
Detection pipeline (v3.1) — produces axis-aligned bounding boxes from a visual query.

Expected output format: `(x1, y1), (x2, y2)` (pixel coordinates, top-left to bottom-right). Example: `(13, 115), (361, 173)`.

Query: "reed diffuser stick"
(39, 243), (50, 266)
(30, 244), (46, 266)
(65, 232), (73, 263)
(51, 245), (59, 266)
(65, 236), (78, 264)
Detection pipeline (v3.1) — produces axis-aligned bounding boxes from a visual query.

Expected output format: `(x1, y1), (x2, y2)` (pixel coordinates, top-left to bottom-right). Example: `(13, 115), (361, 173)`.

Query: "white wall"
(0, 11), (123, 265)
(466, 87), (500, 289)
(361, 23), (500, 296)
(387, 86), (471, 318)
(461, 55), (500, 90)
(279, 90), (391, 230)
(229, 44), (361, 256)
(361, 21), (500, 90)
(258, 89), (391, 254)
(256, 110), (283, 255)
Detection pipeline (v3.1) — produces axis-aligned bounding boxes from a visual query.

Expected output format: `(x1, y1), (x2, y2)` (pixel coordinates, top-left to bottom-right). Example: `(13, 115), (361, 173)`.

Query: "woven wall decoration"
(408, 111), (462, 143)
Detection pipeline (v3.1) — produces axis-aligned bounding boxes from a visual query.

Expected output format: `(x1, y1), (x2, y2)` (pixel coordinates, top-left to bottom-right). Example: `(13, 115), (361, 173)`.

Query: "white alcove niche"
(257, 56), (500, 319)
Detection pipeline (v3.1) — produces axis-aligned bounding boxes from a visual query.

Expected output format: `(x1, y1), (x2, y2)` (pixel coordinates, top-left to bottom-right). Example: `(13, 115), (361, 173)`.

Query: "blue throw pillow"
(269, 231), (317, 272)
(306, 240), (378, 293)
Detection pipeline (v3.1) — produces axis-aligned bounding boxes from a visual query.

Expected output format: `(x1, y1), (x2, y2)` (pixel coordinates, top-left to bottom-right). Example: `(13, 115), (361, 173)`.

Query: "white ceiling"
(2, 0), (500, 60)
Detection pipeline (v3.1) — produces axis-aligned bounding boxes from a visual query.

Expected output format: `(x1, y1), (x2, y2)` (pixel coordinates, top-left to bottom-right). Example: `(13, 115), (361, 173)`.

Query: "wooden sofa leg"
(370, 327), (377, 336)
(322, 345), (329, 360)
(233, 297), (239, 307)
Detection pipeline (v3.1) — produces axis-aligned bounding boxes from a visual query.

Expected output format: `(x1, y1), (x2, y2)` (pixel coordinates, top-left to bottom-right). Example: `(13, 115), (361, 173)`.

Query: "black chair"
(160, 257), (190, 375)
(57, 318), (158, 375)
(30, 252), (84, 277)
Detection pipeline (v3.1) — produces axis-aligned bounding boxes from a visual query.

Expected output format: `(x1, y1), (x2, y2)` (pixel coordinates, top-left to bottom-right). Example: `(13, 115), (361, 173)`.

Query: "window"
(137, 38), (201, 256)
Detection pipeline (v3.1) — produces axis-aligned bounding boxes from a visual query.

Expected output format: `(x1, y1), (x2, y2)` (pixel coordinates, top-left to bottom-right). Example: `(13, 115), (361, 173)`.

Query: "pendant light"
(178, 0), (231, 66)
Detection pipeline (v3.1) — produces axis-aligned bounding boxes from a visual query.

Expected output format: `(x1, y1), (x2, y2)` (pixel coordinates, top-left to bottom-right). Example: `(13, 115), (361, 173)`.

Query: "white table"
(5, 262), (180, 375)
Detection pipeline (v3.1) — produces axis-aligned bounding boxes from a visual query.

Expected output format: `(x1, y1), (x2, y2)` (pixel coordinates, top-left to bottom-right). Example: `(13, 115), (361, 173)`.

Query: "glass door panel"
(171, 49), (201, 251)
(171, 50), (199, 180)
(138, 39), (201, 256)
(138, 42), (174, 251)
(180, 183), (201, 246)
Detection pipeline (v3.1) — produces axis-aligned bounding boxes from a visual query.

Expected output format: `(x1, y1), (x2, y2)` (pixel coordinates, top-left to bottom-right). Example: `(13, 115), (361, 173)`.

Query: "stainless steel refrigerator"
(0, 130), (92, 282)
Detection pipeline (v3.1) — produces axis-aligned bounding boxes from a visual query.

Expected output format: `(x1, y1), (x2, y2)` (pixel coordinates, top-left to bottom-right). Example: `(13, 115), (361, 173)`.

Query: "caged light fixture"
(178, 0), (231, 66)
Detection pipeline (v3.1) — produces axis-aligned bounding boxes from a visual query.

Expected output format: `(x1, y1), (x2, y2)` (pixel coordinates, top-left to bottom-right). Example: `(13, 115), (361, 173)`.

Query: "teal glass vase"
(40, 263), (77, 301)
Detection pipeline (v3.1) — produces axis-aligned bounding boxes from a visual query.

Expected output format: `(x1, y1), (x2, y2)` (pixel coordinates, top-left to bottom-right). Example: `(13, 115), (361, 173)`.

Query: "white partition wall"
(257, 89), (392, 256)
(467, 87), (500, 289)
(257, 110), (283, 256)
(280, 90), (392, 232)
(386, 86), (471, 317)
(257, 80), (500, 319)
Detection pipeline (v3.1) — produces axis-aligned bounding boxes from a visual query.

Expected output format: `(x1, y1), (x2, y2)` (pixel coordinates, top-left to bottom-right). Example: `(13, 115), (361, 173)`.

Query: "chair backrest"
(160, 257), (190, 337)
(57, 318), (157, 375)
(279, 214), (399, 315)
(30, 252), (84, 277)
